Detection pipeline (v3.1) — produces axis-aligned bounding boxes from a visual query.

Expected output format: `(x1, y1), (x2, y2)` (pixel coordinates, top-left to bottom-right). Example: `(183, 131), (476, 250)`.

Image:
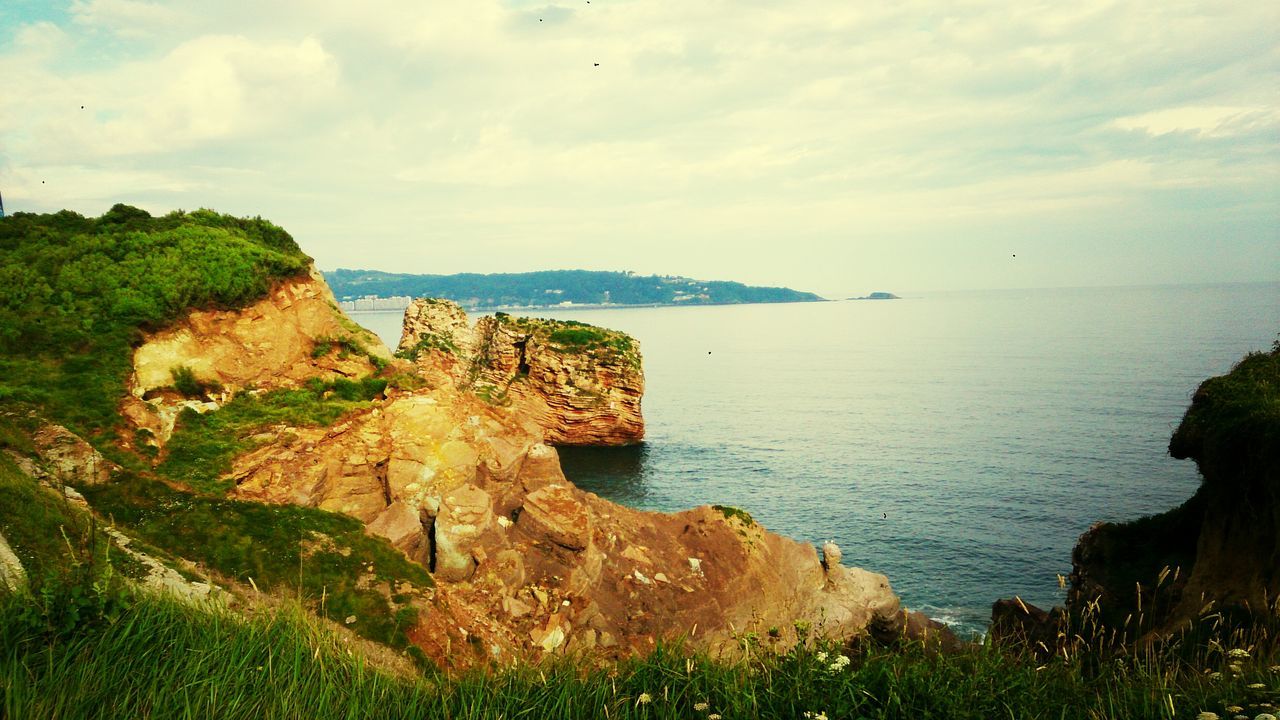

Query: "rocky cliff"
(399, 298), (645, 446)
(122, 266), (390, 448)
(997, 345), (1280, 642)
(1073, 346), (1279, 631)
(110, 272), (910, 668)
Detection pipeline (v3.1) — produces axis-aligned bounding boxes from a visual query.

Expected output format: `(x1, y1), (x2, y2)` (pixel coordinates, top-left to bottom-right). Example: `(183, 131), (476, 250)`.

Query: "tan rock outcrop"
(144, 279), (901, 669)
(7, 422), (120, 486)
(398, 299), (644, 446)
(0, 531), (26, 593)
(128, 265), (389, 409)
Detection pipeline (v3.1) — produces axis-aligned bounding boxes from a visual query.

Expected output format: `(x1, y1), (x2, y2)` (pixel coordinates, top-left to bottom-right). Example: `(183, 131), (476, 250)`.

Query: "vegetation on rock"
(157, 378), (387, 494)
(0, 205), (311, 441)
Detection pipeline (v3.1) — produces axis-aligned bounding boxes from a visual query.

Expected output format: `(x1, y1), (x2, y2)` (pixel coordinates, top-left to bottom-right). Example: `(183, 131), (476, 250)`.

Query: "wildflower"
(816, 651), (828, 662)
(1228, 707), (1244, 713)
(803, 713), (829, 720)
(694, 702), (709, 712)
(1248, 683), (1267, 690)
(637, 693), (652, 705)
(1229, 649), (1252, 660)
(1255, 713), (1277, 720)
(828, 654), (851, 672)
(709, 715), (722, 720)
(1271, 665), (1280, 673)
(1231, 664), (1245, 674)
(1209, 672), (1224, 681)
(1195, 713), (1219, 720)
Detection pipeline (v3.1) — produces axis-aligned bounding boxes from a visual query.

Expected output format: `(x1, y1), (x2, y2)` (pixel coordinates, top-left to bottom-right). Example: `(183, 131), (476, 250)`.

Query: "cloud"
(1113, 106), (1280, 138)
(0, 0), (1276, 293)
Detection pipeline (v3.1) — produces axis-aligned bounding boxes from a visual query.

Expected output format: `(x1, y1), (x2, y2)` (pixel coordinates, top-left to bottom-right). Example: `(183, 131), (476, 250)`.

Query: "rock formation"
(399, 298), (644, 446)
(0, 531), (26, 593)
(997, 346), (1280, 640)
(112, 272), (907, 668)
(123, 267), (390, 447)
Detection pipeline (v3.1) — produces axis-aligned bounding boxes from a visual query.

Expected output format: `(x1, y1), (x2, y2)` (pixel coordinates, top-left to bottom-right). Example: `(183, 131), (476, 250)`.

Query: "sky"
(0, 0), (1277, 297)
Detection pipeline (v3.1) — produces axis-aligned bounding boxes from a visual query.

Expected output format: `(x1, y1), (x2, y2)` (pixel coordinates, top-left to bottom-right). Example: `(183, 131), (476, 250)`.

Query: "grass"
(156, 378), (387, 494)
(712, 504), (756, 527)
(1169, 344), (1280, 481)
(81, 472), (431, 650)
(491, 314), (641, 370)
(0, 205), (311, 444)
(395, 332), (460, 360)
(2, 586), (1279, 719)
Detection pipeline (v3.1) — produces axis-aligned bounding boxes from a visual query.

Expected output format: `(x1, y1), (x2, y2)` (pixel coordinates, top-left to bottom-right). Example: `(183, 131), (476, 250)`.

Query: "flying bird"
(882, 512), (887, 519)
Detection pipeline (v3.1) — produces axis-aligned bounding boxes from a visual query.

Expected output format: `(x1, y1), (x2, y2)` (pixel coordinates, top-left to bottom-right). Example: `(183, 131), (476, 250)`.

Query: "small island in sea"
(324, 268), (824, 311)
(848, 291), (901, 300)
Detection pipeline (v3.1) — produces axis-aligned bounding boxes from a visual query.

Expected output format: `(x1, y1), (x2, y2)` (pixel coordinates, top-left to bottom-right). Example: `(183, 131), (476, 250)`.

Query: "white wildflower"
(1248, 683), (1267, 690)
(1229, 649), (1252, 660)
(637, 693), (652, 705)
(803, 713), (829, 720)
(1195, 713), (1219, 720)
(1271, 665), (1280, 673)
(827, 654), (851, 671)
(815, 651), (828, 662)
(709, 715), (722, 720)
(694, 702), (709, 712)
(1228, 707), (1244, 714)
(1231, 663), (1245, 674)
(1254, 713), (1277, 720)
(1210, 672), (1224, 681)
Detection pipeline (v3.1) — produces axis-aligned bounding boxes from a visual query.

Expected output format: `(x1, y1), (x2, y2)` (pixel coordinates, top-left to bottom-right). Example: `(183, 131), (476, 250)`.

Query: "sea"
(351, 281), (1279, 636)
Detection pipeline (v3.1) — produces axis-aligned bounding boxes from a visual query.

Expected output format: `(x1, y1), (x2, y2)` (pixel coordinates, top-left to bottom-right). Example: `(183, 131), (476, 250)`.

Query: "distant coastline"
(344, 297), (834, 314)
(326, 268), (824, 311)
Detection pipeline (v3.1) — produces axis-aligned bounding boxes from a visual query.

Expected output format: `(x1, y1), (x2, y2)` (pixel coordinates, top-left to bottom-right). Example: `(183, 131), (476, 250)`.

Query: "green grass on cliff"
(158, 378), (387, 494)
(0, 205), (311, 442)
(80, 471), (430, 651)
(1170, 343), (1280, 479)
(494, 313), (640, 368)
(3, 585), (1279, 720)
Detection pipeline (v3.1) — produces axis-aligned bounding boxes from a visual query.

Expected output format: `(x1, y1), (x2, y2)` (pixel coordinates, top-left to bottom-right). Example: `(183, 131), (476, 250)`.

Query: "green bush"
(158, 381), (386, 494)
(0, 205), (311, 441)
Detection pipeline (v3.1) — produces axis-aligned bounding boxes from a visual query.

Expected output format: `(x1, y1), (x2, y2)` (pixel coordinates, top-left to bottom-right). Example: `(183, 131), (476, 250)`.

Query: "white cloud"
(0, 0), (1276, 292)
(1113, 106), (1280, 138)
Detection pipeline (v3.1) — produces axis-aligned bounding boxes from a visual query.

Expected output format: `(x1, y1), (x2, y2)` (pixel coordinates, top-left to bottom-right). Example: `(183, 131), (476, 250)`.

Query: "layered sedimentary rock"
(399, 298), (644, 446)
(115, 273), (907, 667)
(123, 267), (390, 447)
(227, 381), (901, 665)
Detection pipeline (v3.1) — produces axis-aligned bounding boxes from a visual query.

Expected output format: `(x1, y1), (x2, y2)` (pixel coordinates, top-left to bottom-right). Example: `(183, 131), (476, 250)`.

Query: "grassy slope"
(0, 205), (311, 442)
(0, 206), (432, 652)
(2, 589), (1277, 720)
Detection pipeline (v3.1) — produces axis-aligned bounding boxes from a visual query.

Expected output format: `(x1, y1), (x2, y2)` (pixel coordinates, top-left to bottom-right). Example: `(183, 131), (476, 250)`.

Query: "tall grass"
(2, 586), (1278, 720)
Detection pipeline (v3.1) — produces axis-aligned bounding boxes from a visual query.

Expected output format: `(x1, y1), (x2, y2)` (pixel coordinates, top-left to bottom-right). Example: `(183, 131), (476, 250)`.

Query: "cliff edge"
(997, 344), (1280, 642)
(110, 265), (901, 668)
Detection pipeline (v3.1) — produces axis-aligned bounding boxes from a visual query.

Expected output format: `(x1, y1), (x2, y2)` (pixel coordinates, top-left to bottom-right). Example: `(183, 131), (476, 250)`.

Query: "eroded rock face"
(1000, 348), (1280, 640)
(398, 298), (644, 446)
(6, 423), (120, 486)
(140, 280), (901, 669)
(0, 531), (27, 593)
(123, 267), (391, 450)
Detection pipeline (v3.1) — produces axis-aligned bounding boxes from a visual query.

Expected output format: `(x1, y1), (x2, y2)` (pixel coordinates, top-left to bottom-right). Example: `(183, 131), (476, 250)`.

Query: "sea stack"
(399, 298), (645, 446)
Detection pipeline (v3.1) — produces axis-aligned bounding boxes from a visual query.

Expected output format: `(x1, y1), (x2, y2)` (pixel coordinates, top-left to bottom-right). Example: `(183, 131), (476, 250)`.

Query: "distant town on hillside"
(324, 269), (825, 311)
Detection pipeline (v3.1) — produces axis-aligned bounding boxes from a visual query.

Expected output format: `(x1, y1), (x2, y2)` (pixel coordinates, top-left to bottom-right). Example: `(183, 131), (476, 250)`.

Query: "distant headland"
(324, 268), (825, 311)
(848, 291), (901, 300)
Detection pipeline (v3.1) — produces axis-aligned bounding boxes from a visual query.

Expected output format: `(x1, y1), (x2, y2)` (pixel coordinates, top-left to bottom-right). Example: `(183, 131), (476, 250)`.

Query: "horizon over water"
(353, 280), (1279, 635)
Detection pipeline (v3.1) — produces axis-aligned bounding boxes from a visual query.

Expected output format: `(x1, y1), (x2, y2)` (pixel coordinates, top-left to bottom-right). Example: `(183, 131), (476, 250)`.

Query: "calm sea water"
(353, 282), (1279, 635)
